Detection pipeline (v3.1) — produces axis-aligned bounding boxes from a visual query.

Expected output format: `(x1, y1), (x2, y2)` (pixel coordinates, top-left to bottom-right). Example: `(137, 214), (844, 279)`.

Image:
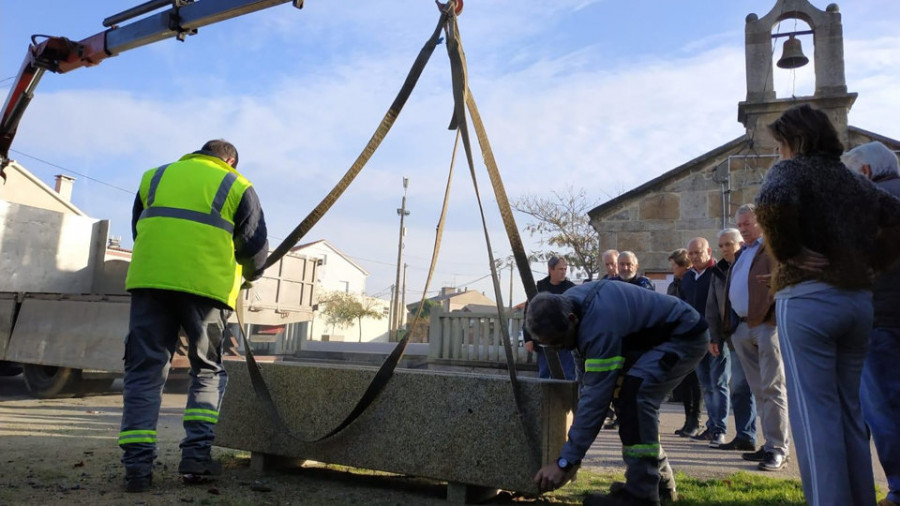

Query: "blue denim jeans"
(861, 325), (900, 505)
(727, 342), (756, 443)
(695, 347), (731, 434)
(776, 284), (874, 506)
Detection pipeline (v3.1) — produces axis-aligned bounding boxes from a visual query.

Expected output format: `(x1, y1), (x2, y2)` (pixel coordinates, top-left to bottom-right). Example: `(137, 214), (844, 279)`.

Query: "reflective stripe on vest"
(140, 165), (237, 234)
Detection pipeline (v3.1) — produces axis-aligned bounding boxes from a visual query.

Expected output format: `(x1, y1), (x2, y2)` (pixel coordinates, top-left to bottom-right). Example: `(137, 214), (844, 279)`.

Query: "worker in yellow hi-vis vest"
(119, 139), (268, 493)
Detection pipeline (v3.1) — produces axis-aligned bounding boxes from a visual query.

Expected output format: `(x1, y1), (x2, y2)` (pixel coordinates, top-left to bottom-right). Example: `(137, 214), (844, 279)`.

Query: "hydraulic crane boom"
(0, 0), (304, 180)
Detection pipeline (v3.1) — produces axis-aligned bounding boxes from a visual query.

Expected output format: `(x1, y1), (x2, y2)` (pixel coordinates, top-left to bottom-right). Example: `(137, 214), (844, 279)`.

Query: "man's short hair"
(525, 292), (573, 346)
(734, 203), (756, 220)
(668, 248), (690, 268)
(842, 141), (900, 179)
(619, 251), (638, 264)
(548, 256), (565, 269)
(202, 139), (239, 168)
(717, 228), (742, 244)
(602, 249), (619, 260)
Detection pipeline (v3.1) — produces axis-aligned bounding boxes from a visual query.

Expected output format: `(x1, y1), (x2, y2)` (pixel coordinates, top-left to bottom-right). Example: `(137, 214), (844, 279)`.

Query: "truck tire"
(79, 377), (116, 395)
(0, 361), (22, 377)
(22, 365), (82, 398)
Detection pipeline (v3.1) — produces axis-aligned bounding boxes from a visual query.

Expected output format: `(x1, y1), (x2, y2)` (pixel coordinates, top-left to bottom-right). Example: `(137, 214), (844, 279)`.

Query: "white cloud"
(5, 2), (900, 306)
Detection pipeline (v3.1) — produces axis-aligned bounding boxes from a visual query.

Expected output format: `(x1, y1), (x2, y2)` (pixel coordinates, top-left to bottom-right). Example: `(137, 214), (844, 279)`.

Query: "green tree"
(513, 187), (603, 281)
(318, 291), (385, 342)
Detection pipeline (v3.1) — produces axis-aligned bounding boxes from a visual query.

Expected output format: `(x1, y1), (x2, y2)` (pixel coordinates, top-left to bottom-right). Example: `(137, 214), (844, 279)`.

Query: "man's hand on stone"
(533, 462), (576, 493)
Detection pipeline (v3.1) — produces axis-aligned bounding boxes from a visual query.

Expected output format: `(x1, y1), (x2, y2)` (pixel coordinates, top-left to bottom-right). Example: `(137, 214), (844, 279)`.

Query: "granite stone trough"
(216, 361), (576, 501)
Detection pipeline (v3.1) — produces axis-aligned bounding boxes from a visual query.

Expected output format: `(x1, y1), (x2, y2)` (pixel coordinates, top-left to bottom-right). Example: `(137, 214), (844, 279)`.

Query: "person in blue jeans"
(523, 256), (576, 379)
(705, 228), (757, 451)
(679, 237), (730, 447)
(757, 105), (900, 506)
(842, 141), (900, 506)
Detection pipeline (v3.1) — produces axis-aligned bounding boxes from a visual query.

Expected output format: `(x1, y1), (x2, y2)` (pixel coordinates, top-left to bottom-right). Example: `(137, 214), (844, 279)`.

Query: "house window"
(339, 281), (349, 293)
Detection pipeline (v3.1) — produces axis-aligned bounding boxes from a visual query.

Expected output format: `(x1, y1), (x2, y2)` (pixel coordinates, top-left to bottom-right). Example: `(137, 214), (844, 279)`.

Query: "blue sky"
(2, 1), (899, 305)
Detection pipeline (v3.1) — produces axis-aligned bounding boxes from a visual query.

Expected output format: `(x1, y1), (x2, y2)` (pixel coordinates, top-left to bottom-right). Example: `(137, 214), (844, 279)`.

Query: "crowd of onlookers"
(523, 105), (900, 506)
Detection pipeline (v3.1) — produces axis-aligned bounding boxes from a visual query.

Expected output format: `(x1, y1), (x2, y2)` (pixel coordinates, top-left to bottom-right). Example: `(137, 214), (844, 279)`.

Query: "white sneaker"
(708, 432), (727, 447)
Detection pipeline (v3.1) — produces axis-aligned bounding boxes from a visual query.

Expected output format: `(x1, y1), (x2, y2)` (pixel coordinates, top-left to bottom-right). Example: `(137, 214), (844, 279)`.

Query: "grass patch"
(545, 470), (805, 505)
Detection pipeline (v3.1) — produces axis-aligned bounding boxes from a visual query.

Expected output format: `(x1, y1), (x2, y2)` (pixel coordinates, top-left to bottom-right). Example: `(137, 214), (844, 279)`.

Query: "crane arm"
(0, 0), (303, 180)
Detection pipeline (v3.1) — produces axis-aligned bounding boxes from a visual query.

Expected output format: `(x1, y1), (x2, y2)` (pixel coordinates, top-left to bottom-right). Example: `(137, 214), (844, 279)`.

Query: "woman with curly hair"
(755, 104), (900, 506)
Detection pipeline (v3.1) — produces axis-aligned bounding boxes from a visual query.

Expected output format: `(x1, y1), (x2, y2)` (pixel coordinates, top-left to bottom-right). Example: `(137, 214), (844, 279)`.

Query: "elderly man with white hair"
(614, 251), (655, 291)
(842, 141), (900, 506)
(706, 228), (758, 452)
(601, 249), (619, 280)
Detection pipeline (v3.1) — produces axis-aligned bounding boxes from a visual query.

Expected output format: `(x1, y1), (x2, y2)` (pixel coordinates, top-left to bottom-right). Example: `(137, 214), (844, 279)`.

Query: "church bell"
(777, 35), (809, 69)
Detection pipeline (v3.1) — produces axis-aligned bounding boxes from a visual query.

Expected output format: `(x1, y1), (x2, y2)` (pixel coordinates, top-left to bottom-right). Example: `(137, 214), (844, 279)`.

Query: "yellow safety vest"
(125, 153), (252, 308)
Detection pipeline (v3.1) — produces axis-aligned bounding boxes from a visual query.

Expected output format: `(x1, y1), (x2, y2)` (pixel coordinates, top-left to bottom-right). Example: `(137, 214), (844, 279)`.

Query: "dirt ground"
(0, 375), (564, 506)
(1, 373), (887, 506)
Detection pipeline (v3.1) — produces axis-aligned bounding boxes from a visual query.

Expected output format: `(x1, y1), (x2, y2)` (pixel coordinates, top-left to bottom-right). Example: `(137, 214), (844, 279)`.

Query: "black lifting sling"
(233, 3), (560, 466)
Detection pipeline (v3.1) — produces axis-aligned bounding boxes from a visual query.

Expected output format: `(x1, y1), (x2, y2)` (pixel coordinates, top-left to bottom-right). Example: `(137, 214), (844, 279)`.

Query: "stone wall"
(592, 150), (775, 273)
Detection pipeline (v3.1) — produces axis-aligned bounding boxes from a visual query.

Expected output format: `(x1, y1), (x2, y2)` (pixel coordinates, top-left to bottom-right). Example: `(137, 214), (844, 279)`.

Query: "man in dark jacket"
(614, 251), (655, 290)
(528, 281), (708, 506)
(843, 141), (900, 506)
(679, 237), (729, 447)
(523, 256), (577, 379)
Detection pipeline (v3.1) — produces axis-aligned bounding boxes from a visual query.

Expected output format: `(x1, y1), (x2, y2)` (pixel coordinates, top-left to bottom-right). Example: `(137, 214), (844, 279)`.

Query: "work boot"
(124, 470), (152, 493)
(179, 458), (223, 476)
(610, 481), (678, 503)
(584, 487), (661, 506)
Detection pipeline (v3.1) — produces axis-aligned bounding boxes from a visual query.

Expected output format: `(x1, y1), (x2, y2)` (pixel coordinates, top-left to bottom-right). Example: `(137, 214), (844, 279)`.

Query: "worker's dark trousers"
(615, 332), (708, 502)
(119, 289), (230, 477)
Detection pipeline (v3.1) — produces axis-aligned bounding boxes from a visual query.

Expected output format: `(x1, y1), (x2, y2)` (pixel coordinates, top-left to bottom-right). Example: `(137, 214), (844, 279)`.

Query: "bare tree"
(513, 187), (603, 281)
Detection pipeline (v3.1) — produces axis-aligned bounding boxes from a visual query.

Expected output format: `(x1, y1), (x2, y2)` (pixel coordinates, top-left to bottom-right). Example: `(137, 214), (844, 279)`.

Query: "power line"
(10, 149), (134, 195)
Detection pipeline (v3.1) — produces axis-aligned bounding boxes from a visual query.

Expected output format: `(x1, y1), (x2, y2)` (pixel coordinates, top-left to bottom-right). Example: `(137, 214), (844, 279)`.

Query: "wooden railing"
(427, 310), (535, 367)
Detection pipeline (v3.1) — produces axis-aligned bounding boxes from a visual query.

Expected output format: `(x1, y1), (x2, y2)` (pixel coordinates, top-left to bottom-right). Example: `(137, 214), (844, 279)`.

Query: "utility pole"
(388, 283), (396, 337)
(508, 261), (514, 312)
(391, 177), (410, 341)
(401, 262), (408, 334)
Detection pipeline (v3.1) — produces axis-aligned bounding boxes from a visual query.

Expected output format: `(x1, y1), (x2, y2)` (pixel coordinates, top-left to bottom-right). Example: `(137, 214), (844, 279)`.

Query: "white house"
(292, 239), (390, 343)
